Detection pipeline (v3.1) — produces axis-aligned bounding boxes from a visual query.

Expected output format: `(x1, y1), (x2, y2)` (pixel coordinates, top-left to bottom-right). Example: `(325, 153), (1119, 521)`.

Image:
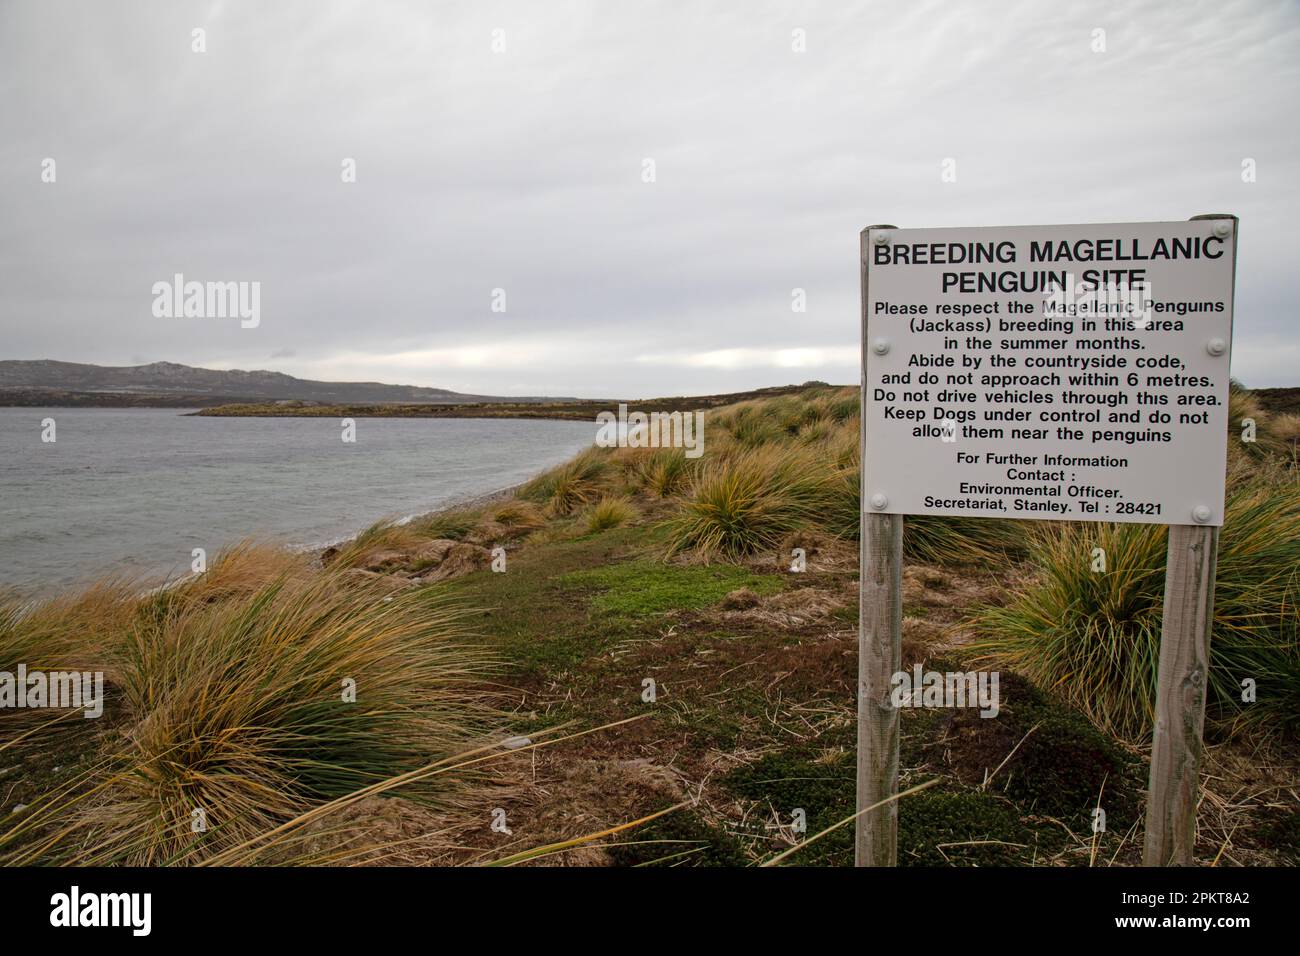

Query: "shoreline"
(47, 479), (548, 605)
(294, 479), (531, 561)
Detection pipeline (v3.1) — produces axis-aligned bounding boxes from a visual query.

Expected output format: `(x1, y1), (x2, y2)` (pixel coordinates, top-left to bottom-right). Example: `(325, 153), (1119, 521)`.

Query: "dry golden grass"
(1228, 381), (1298, 467)
(519, 447), (612, 516)
(160, 541), (311, 605)
(1, 578), (139, 674)
(466, 499), (548, 546)
(664, 444), (845, 558)
(324, 522), (426, 570)
(6, 570), (498, 865)
(584, 496), (637, 533)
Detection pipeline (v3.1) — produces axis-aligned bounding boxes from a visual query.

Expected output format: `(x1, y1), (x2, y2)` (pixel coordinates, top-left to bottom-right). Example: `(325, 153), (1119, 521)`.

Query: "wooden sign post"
(856, 226), (904, 867)
(1142, 213), (1237, 866)
(856, 215), (1237, 868)
(1143, 523), (1220, 865)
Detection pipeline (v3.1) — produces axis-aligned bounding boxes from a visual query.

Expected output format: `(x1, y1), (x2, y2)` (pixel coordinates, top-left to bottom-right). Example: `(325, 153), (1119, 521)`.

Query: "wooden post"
(856, 226), (904, 866)
(1144, 525), (1219, 865)
(857, 512), (903, 865)
(1142, 213), (1236, 866)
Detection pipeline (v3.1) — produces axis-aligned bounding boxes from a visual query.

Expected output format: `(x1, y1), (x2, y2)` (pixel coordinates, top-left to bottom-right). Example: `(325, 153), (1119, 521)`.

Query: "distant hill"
(0, 360), (569, 407)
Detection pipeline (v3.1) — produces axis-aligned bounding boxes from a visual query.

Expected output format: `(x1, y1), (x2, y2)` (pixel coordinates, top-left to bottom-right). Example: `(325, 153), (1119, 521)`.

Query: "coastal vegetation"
(970, 457), (1300, 739)
(2, 384), (1298, 866)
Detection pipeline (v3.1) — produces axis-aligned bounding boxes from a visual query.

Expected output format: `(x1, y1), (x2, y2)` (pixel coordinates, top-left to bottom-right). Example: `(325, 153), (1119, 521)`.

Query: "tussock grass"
(643, 448), (697, 497)
(1228, 380), (1299, 467)
(969, 460), (1300, 739)
(519, 447), (609, 515)
(823, 423), (861, 539)
(466, 499), (548, 547)
(152, 541), (311, 609)
(825, 392), (860, 423)
(1273, 413), (1300, 459)
(827, 423), (860, 470)
(325, 521), (425, 570)
(658, 390), (863, 553)
(487, 499), (546, 530)
(904, 516), (1028, 565)
(0, 582), (136, 785)
(607, 445), (652, 486)
(408, 506), (482, 541)
(71, 572), (497, 864)
(1, 579), (139, 673)
(664, 446), (840, 558)
(772, 395), (829, 437)
(718, 403), (784, 449)
(584, 496), (637, 533)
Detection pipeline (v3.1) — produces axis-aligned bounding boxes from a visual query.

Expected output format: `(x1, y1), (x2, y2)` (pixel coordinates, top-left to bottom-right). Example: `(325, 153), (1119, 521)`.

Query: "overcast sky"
(2, 0), (1298, 397)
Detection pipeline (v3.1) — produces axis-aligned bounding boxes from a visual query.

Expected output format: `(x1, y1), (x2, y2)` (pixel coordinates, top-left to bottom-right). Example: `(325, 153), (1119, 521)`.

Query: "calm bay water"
(0, 408), (597, 593)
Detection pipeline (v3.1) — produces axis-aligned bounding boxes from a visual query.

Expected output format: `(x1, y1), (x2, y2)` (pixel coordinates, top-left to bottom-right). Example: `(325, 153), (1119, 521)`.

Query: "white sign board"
(863, 220), (1236, 525)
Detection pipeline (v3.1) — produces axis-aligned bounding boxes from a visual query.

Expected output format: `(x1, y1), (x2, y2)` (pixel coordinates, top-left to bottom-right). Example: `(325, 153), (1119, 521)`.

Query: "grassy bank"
(3, 384), (1298, 866)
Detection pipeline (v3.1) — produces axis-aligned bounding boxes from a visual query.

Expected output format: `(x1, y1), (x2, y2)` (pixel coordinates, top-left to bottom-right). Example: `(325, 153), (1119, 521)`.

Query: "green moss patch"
(720, 746), (856, 866)
(899, 790), (1044, 866)
(935, 667), (1144, 832)
(560, 560), (782, 619)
